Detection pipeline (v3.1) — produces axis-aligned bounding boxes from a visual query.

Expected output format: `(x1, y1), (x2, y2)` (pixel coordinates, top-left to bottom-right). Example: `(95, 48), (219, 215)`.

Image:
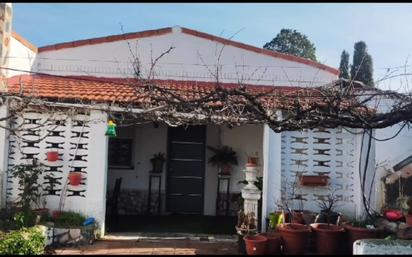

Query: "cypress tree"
(339, 50), (350, 79)
(350, 41), (374, 87)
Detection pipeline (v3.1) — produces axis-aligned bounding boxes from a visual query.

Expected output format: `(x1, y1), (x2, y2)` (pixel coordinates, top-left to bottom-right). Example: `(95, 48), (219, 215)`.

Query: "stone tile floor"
(48, 238), (241, 255)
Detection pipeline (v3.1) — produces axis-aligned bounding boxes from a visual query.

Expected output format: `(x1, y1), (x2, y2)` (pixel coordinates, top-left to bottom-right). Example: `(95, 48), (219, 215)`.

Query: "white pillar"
(241, 165), (261, 229)
(261, 124), (282, 232)
(85, 110), (108, 236)
(0, 102), (9, 208)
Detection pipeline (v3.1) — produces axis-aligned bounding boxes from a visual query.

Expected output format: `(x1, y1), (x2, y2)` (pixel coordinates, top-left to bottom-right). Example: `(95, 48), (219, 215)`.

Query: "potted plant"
(46, 150), (59, 162)
(258, 231), (281, 255)
(311, 193), (345, 254)
(246, 152), (259, 166)
(315, 193), (341, 225)
(343, 214), (382, 254)
(278, 222), (312, 255)
(150, 152), (166, 173)
(207, 145), (238, 176)
(235, 211), (267, 255)
(69, 172), (82, 186)
(398, 196), (412, 225)
(310, 222), (345, 254)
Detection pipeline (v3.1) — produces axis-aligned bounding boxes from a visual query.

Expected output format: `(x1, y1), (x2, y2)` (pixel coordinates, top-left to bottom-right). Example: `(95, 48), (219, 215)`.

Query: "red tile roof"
(6, 74), (322, 109)
(37, 26), (339, 76)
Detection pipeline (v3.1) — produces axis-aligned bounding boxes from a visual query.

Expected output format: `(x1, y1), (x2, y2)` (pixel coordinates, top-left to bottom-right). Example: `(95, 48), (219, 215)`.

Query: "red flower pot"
(278, 223), (311, 255)
(47, 151), (59, 162)
(244, 235), (267, 255)
(247, 157), (259, 165)
(299, 175), (329, 186)
(384, 209), (403, 221)
(344, 224), (381, 254)
(220, 164), (232, 175)
(259, 232), (281, 255)
(69, 172), (82, 186)
(310, 223), (345, 255)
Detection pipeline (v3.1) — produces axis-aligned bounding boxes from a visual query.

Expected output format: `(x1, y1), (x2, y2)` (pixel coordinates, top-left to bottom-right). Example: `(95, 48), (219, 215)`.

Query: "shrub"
(0, 226), (45, 255)
(53, 211), (86, 227)
(13, 211), (37, 228)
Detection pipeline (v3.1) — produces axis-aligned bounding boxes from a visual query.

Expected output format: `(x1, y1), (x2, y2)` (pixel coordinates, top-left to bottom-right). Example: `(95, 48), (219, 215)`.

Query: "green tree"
(350, 41), (374, 87)
(263, 29), (317, 61)
(339, 50), (350, 79)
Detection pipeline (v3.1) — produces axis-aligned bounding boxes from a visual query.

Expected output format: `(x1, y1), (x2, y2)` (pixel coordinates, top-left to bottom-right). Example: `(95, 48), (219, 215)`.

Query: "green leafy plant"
(0, 226), (45, 255)
(53, 211), (86, 227)
(397, 195), (412, 215)
(13, 211), (36, 228)
(9, 161), (45, 212)
(207, 146), (238, 167)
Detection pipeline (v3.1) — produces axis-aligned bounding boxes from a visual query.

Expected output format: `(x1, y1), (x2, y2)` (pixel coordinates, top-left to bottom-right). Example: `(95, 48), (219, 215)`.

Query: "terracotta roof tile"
(6, 74), (326, 109)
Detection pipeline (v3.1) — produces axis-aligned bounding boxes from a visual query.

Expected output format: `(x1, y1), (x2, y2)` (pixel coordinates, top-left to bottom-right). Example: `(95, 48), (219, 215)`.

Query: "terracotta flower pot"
(406, 214), (412, 226)
(310, 223), (345, 255)
(259, 232), (281, 255)
(344, 224), (381, 254)
(220, 164), (232, 175)
(69, 172), (82, 186)
(47, 151), (59, 162)
(247, 157), (259, 166)
(278, 223), (311, 255)
(299, 175), (329, 186)
(244, 235), (267, 255)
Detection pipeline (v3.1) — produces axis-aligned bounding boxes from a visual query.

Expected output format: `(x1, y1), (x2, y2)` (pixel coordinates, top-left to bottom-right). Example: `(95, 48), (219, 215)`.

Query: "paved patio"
(48, 238), (241, 255)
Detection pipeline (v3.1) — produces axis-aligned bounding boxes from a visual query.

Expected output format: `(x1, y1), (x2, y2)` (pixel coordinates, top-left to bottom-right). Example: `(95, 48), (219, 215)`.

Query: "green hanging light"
(105, 120), (117, 137)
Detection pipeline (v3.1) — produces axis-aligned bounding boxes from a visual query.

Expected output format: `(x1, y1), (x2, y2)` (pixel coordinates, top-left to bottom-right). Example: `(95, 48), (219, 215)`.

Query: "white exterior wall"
(261, 124), (282, 231)
(6, 36), (37, 77)
(35, 27), (336, 87)
(6, 108), (108, 234)
(106, 123), (263, 216)
(220, 124), (264, 191)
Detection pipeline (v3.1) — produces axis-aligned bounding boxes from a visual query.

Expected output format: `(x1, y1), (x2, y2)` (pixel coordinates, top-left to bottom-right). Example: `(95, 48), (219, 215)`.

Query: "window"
(108, 138), (134, 169)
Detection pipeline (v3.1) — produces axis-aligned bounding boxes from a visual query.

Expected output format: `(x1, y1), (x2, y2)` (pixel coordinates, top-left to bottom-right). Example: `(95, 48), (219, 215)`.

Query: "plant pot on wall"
(69, 172), (82, 186)
(299, 175), (329, 186)
(47, 151), (59, 162)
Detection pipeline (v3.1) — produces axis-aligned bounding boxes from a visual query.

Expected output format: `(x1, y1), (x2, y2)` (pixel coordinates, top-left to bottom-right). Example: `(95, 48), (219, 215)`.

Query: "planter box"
(42, 223), (97, 246)
(299, 175), (329, 186)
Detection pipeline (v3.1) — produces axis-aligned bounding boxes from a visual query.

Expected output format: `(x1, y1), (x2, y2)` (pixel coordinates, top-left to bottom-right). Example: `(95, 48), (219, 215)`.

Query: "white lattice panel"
(6, 110), (91, 208)
(281, 127), (357, 216)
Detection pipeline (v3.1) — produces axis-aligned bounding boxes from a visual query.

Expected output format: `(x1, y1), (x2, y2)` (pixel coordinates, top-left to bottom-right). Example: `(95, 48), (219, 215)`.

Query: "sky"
(11, 3), (412, 90)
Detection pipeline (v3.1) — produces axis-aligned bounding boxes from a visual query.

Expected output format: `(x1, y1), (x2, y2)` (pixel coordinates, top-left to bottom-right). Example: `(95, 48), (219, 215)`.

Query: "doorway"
(166, 125), (206, 214)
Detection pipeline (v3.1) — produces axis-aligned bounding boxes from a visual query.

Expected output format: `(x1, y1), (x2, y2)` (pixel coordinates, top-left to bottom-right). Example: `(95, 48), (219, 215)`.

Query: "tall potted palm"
(207, 145), (238, 175)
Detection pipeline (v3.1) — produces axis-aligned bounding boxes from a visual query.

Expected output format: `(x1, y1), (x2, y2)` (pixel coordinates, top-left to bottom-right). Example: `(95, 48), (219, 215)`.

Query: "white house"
(0, 4), (411, 236)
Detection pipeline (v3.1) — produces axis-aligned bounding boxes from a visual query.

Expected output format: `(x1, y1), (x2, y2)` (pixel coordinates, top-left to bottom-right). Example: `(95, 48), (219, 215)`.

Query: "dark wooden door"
(166, 125), (206, 214)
